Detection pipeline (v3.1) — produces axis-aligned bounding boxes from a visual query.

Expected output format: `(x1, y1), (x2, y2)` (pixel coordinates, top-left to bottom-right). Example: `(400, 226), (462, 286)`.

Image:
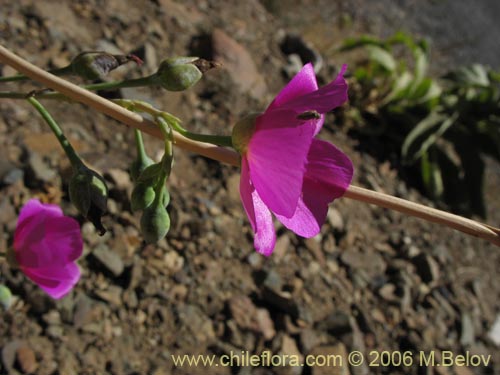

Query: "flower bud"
(131, 182), (155, 212)
(69, 164), (108, 235)
(154, 57), (219, 91)
(70, 51), (142, 80)
(231, 113), (259, 154)
(140, 196), (170, 243)
(129, 154), (155, 182)
(0, 285), (12, 310)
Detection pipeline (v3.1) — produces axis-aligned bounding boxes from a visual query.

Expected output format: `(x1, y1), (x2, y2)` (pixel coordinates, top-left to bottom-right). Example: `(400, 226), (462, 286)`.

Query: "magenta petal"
(276, 139), (353, 237)
(239, 158), (257, 232)
(305, 139), (354, 193)
(15, 216), (83, 269)
(248, 110), (315, 217)
(266, 63), (318, 111)
(14, 199), (63, 250)
(251, 190), (276, 256)
(280, 65), (348, 135)
(24, 263), (80, 299)
(275, 179), (329, 237)
(239, 159), (276, 256)
(44, 216), (84, 262)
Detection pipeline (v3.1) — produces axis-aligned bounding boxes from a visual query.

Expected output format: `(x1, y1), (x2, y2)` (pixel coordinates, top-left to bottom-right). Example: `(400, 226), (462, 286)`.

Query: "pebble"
(91, 244), (124, 277)
(487, 315), (500, 346)
(211, 28), (267, 100)
(16, 344), (38, 374)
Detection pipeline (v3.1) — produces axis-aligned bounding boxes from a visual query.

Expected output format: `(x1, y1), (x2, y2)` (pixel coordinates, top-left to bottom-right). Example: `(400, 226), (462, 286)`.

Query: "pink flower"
(12, 199), (83, 299)
(233, 63), (354, 256)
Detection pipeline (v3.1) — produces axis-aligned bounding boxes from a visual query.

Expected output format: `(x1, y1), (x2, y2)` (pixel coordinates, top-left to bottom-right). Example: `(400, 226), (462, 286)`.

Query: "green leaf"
(445, 64), (490, 87)
(366, 45), (397, 72)
(402, 112), (459, 163)
(411, 46), (429, 90)
(420, 150), (444, 199)
(382, 71), (413, 104)
(338, 35), (384, 51)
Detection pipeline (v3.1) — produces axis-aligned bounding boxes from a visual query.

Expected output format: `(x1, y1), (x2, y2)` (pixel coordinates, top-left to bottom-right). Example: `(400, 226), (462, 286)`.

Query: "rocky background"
(1, 1), (499, 374)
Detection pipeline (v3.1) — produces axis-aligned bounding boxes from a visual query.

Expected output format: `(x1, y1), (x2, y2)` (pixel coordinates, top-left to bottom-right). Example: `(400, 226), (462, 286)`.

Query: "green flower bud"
(132, 181), (170, 212)
(69, 164), (108, 235)
(131, 182), (155, 212)
(0, 285), (13, 310)
(140, 195), (170, 244)
(231, 113), (259, 154)
(70, 51), (143, 80)
(154, 57), (219, 91)
(130, 154), (155, 182)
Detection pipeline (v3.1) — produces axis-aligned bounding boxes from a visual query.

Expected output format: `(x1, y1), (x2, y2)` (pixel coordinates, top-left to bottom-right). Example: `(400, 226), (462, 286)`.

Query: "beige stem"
(0, 44), (498, 247)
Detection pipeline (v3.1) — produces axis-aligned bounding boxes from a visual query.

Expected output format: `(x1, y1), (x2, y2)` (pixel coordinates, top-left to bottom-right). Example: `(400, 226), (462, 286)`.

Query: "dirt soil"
(1, 1), (499, 375)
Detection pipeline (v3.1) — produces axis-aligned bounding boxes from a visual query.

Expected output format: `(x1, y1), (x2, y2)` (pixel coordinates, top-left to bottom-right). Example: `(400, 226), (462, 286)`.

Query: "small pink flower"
(13, 199), (83, 299)
(234, 63), (354, 256)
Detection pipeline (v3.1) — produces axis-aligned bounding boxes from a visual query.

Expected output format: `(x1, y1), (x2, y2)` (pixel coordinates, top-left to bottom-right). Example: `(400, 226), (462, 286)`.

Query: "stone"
(412, 254), (440, 284)
(327, 208), (345, 231)
(211, 28), (267, 99)
(487, 314), (500, 346)
(26, 151), (57, 184)
(460, 312), (475, 346)
(16, 344), (38, 374)
(91, 244), (124, 277)
(229, 295), (276, 340)
(308, 343), (350, 375)
(105, 168), (131, 191)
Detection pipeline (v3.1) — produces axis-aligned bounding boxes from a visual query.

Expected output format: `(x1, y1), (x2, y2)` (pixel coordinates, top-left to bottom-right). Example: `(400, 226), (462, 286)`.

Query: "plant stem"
(127, 100), (233, 147)
(26, 97), (82, 168)
(83, 75), (157, 91)
(134, 129), (148, 162)
(1, 44), (499, 247)
(0, 66), (72, 82)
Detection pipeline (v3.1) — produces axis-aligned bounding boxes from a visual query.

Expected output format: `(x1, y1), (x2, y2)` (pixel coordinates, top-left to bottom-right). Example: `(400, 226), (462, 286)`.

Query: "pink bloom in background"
(13, 199), (83, 299)
(237, 63), (354, 256)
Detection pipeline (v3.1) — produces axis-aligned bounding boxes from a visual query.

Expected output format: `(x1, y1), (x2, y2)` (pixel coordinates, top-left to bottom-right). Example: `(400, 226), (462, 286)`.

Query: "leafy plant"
(342, 32), (500, 217)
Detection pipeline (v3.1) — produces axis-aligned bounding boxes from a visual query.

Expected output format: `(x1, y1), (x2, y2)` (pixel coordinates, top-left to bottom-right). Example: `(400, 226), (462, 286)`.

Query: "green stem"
(0, 74), (157, 100)
(160, 112), (233, 148)
(26, 97), (83, 168)
(134, 129), (148, 162)
(0, 92), (28, 99)
(0, 66), (72, 83)
(82, 75), (157, 91)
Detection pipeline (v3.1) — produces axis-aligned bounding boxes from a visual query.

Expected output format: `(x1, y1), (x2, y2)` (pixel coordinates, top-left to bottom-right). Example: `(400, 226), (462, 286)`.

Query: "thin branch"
(0, 44), (498, 247)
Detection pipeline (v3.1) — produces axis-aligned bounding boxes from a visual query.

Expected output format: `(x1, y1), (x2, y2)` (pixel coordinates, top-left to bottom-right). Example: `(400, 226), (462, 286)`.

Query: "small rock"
(247, 252), (263, 268)
(91, 244), (124, 277)
(279, 335), (303, 372)
(105, 168), (131, 191)
(327, 208), (345, 231)
(279, 33), (323, 74)
(487, 314), (500, 346)
(412, 254), (440, 284)
(229, 295), (276, 340)
(95, 285), (123, 306)
(73, 294), (94, 328)
(211, 28), (267, 99)
(460, 312), (475, 346)
(378, 283), (398, 302)
(16, 345), (38, 374)
(274, 235), (290, 259)
(308, 343), (350, 375)
(164, 251), (184, 273)
(2, 340), (22, 374)
(26, 151), (56, 184)
(300, 329), (328, 353)
(317, 311), (352, 336)
(262, 271), (298, 316)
